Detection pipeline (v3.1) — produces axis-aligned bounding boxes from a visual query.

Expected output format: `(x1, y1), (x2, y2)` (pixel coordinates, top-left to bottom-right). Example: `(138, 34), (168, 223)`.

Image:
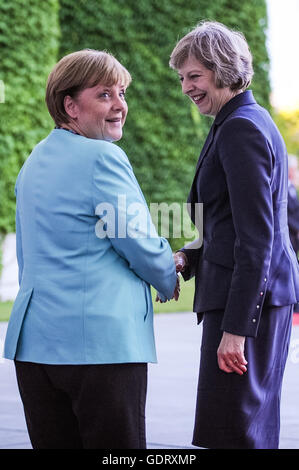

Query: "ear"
(64, 95), (79, 119)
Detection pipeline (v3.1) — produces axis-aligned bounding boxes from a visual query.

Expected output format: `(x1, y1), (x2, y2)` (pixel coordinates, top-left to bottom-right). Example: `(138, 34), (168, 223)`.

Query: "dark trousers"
(15, 361), (147, 449)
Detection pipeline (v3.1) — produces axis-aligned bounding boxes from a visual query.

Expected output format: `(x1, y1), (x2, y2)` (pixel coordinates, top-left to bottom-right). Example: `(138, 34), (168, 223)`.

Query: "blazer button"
(264, 277), (267, 282)
(256, 305), (260, 309)
(260, 291), (264, 296)
(252, 318), (256, 323)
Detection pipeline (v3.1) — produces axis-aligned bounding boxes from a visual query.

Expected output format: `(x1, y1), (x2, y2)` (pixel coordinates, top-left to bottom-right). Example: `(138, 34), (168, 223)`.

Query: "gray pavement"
(0, 312), (299, 449)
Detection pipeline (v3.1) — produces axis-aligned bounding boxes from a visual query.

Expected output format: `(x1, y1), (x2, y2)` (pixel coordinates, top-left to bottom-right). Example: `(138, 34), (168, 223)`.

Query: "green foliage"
(0, 300), (13, 322)
(59, 0), (270, 249)
(273, 109), (299, 157)
(197, 0), (271, 111)
(0, 0), (270, 248)
(0, 0), (60, 233)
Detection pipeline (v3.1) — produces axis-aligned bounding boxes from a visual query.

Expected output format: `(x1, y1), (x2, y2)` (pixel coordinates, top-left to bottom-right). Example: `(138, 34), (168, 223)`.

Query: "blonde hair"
(170, 21), (253, 91)
(46, 49), (132, 126)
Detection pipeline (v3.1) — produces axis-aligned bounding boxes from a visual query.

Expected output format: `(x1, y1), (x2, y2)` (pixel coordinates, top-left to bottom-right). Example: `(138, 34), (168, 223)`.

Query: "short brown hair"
(46, 49), (132, 126)
(169, 21), (253, 91)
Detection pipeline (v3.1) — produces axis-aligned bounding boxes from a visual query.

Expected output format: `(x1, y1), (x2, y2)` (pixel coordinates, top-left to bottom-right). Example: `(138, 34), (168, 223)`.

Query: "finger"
(218, 354), (246, 375)
(229, 359), (247, 375)
(217, 356), (233, 374)
(234, 353), (248, 370)
(237, 354), (248, 366)
(176, 261), (185, 272)
(232, 362), (246, 375)
(174, 254), (185, 272)
(172, 288), (179, 300)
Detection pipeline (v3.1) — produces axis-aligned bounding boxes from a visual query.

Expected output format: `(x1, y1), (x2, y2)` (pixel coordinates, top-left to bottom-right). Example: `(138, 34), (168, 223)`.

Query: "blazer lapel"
(186, 122), (216, 224)
(188, 90), (256, 202)
(194, 90), (256, 174)
(195, 122), (217, 172)
(187, 122), (217, 207)
(187, 90), (257, 207)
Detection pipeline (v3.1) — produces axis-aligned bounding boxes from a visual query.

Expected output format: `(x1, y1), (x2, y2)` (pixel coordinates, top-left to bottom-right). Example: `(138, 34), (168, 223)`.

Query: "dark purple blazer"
(181, 90), (299, 337)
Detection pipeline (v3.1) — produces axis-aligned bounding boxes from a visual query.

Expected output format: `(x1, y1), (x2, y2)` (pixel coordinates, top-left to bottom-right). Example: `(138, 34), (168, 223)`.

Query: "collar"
(214, 90), (256, 126)
(55, 126), (81, 136)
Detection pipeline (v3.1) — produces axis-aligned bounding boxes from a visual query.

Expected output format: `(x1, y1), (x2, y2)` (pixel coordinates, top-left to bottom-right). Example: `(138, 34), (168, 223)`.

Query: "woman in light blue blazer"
(4, 49), (177, 449)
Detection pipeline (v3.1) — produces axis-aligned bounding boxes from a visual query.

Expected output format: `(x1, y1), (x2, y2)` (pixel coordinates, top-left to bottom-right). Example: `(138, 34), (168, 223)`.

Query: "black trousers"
(14, 361), (147, 449)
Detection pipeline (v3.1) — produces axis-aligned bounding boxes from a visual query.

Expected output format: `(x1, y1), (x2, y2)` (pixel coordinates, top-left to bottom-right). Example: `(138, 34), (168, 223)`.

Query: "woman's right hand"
(155, 274), (180, 302)
(173, 252), (187, 273)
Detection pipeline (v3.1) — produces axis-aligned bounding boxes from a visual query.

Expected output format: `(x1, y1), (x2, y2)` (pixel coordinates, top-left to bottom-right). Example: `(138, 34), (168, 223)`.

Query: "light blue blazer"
(4, 129), (177, 364)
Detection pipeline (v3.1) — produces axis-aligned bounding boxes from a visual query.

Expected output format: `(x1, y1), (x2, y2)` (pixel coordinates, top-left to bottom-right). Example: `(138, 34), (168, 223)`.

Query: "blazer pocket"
(203, 240), (234, 269)
(4, 287), (34, 359)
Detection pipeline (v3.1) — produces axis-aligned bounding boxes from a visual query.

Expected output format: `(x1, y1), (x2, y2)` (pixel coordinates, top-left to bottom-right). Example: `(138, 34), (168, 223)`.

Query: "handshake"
(155, 252), (188, 303)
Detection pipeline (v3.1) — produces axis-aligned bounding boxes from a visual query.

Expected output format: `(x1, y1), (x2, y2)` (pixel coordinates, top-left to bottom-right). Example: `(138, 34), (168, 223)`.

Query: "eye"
(98, 91), (110, 99)
(190, 74), (201, 79)
(119, 90), (126, 100)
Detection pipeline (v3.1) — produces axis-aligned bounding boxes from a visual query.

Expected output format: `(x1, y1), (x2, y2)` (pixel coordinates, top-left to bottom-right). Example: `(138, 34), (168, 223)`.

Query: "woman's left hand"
(217, 331), (247, 375)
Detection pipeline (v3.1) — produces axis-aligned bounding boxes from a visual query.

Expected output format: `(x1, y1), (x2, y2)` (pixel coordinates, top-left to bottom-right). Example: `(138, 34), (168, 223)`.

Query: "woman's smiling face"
(178, 56), (236, 117)
(64, 82), (128, 141)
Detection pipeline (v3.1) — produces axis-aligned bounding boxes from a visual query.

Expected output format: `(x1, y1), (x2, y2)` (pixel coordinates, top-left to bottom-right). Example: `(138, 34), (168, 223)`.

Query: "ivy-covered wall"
(203, 0), (271, 111)
(0, 0), (270, 249)
(0, 0), (60, 232)
(59, 0), (270, 248)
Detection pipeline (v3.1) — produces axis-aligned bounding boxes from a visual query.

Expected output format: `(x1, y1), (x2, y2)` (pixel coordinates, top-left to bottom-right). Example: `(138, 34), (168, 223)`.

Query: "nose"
(181, 77), (193, 95)
(112, 94), (127, 112)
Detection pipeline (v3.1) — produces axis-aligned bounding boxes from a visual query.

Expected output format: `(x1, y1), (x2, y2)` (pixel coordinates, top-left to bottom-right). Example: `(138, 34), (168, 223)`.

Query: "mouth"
(190, 93), (206, 105)
(105, 117), (122, 123)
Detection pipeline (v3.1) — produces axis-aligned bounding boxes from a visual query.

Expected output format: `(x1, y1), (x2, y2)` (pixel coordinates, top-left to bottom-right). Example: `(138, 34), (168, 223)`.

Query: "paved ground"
(0, 312), (299, 449)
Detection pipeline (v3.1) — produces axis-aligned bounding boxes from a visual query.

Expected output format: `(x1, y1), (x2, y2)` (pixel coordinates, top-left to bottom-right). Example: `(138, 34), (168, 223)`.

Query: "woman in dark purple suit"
(169, 21), (299, 449)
